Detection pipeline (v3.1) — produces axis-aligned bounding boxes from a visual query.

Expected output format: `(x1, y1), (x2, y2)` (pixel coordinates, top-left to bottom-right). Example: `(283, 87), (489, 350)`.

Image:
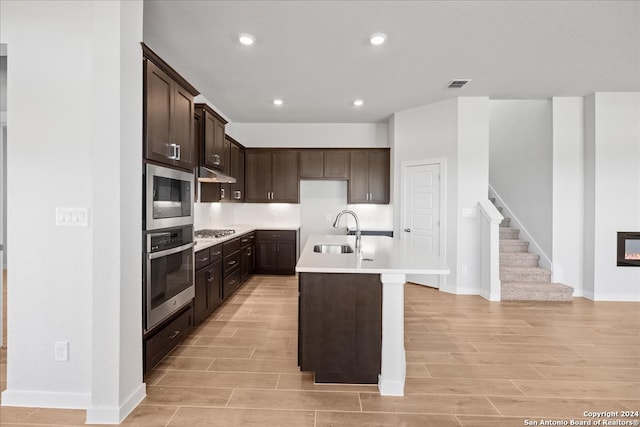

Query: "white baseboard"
(1, 389), (91, 409)
(86, 383), (146, 424)
(440, 283), (479, 295)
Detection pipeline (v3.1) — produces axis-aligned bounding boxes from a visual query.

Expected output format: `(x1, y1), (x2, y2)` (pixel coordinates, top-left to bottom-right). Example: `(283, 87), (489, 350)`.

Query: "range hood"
(197, 166), (236, 183)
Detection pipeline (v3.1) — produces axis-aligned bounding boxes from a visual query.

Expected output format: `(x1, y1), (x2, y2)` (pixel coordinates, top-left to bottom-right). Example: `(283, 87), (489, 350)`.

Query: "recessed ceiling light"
(273, 99), (283, 106)
(369, 33), (387, 45)
(353, 99), (364, 107)
(238, 33), (255, 46)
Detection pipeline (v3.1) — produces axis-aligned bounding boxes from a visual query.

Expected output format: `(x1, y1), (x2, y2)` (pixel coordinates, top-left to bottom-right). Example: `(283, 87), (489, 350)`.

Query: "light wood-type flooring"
(1, 272), (639, 426)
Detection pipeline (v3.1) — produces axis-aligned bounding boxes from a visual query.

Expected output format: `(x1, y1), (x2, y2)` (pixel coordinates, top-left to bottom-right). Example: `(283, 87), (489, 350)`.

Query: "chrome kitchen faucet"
(333, 210), (361, 250)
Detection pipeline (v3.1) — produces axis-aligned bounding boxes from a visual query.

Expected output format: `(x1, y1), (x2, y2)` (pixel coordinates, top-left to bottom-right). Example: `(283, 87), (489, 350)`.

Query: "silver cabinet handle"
(234, 190), (241, 199)
(228, 260), (237, 265)
(168, 143), (179, 160)
(168, 330), (180, 340)
(213, 154), (221, 165)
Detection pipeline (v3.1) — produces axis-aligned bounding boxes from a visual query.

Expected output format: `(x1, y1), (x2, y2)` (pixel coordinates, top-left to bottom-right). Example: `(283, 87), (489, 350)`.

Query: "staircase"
(490, 198), (574, 301)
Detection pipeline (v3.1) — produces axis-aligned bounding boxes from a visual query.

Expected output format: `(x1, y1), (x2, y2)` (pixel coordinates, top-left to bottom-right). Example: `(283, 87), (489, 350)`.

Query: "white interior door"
(403, 162), (442, 287)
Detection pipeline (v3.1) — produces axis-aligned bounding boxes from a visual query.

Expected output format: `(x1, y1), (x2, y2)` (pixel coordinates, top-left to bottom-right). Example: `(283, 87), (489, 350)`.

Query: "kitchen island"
(296, 234), (449, 396)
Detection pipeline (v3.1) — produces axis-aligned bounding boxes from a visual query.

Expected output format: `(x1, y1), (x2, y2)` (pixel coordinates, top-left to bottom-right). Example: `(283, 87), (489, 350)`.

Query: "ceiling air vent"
(444, 79), (471, 89)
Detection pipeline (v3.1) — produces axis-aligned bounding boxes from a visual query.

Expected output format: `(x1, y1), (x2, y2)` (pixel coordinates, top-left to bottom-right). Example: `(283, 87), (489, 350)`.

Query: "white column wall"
(552, 97), (585, 295)
(1, 0), (145, 419)
(456, 98), (490, 294)
(584, 92), (640, 301)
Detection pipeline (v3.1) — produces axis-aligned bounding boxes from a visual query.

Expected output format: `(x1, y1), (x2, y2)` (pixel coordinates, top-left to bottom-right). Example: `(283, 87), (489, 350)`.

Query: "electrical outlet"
(55, 341), (69, 362)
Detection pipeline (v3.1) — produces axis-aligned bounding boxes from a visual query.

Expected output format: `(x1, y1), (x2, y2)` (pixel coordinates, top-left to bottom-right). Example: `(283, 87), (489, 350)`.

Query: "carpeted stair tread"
(501, 281), (574, 301)
(500, 252), (540, 267)
(499, 227), (520, 239)
(500, 217), (511, 227)
(500, 266), (552, 282)
(499, 239), (529, 252)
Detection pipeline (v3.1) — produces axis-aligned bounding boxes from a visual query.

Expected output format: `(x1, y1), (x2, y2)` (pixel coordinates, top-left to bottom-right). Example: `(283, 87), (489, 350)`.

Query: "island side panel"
(298, 272), (382, 384)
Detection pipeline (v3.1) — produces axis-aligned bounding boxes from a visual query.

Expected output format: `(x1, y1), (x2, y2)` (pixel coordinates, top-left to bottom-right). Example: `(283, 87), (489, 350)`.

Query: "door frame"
(400, 158), (447, 288)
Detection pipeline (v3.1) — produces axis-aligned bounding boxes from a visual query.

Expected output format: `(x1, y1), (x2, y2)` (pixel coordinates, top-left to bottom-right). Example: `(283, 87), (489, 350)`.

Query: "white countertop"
(296, 234), (449, 275)
(195, 224), (300, 251)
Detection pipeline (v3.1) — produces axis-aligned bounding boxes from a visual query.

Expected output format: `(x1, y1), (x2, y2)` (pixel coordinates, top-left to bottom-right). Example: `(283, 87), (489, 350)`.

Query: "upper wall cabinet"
(245, 149), (299, 203)
(348, 149), (390, 204)
(196, 103), (229, 174)
(143, 44), (199, 171)
(299, 149), (349, 180)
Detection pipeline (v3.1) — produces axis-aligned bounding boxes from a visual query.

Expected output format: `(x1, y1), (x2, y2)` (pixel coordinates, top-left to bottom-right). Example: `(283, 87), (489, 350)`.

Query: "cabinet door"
(299, 151), (324, 178)
(367, 150), (390, 204)
(231, 148), (245, 202)
(145, 60), (173, 165)
(194, 268), (208, 325)
(272, 151), (299, 202)
(245, 150), (273, 202)
(276, 241), (296, 275)
(203, 111), (218, 169)
(171, 84), (195, 170)
(348, 150), (369, 203)
(323, 150), (349, 179)
(255, 240), (278, 273)
(207, 260), (223, 312)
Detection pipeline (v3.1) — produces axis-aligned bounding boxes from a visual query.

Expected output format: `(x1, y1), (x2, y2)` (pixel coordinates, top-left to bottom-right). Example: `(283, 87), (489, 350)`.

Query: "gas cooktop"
(194, 229), (236, 239)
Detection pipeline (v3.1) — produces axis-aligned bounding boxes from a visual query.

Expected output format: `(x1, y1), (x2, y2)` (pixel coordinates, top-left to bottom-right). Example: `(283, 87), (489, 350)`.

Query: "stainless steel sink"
(313, 244), (354, 254)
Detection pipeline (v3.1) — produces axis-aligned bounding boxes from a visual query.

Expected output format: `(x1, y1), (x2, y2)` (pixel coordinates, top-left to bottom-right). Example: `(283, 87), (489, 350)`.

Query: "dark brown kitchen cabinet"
(240, 233), (255, 281)
(245, 150), (299, 203)
(143, 45), (198, 171)
(348, 149), (390, 204)
(299, 149), (349, 179)
(298, 272), (382, 384)
(222, 237), (242, 298)
(255, 230), (297, 275)
(195, 103), (229, 174)
(144, 303), (193, 375)
(194, 245), (223, 326)
(220, 137), (245, 203)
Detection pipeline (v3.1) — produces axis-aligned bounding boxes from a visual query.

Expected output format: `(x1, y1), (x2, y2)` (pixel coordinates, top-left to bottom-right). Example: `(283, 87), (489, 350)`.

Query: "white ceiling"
(143, 0), (640, 123)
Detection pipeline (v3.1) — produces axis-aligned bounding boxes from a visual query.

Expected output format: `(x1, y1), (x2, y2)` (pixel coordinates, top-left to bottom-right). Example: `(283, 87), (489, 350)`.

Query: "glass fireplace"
(617, 232), (640, 267)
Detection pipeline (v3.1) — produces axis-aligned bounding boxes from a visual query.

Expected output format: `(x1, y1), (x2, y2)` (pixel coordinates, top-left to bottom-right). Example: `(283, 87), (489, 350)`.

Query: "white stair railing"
(478, 200), (503, 301)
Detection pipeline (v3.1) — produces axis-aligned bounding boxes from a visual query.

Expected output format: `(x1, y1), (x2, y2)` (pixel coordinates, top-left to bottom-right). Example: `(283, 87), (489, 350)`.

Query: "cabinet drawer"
(223, 237), (241, 255)
(239, 232), (255, 248)
(195, 248), (211, 270)
(209, 244), (223, 262)
(145, 305), (193, 372)
(223, 251), (240, 274)
(223, 269), (242, 299)
(256, 230), (296, 241)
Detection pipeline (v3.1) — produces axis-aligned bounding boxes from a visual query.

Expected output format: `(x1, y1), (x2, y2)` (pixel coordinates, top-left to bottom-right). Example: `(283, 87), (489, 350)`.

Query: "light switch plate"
(56, 207), (90, 227)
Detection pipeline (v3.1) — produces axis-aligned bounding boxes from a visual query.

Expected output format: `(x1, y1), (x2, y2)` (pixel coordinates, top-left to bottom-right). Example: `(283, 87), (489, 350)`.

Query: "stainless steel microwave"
(145, 163), (194, 231)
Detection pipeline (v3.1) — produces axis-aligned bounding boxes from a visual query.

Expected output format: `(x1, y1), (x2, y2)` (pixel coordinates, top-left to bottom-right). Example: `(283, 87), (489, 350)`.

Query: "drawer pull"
(228, 260), (237, 265)
(168, 330), (180, 340)
(211, 251), (222, 256)
(197, 256), (209, 263)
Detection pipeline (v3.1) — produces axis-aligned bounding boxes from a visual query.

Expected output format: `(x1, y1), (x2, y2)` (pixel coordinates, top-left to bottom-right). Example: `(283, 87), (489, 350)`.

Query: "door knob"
(404, 228), (411, 232)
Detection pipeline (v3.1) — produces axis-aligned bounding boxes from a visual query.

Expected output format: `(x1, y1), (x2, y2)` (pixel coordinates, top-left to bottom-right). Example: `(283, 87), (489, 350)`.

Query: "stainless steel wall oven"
(145, 225), (195, 332)
(145, 163), (194, 231)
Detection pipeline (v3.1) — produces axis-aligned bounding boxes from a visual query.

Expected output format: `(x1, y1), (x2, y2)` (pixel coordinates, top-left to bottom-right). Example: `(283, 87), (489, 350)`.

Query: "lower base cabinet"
(255, 230), (297, 275)
(298, 272), (382, 384)
(144, 303), (194, 374)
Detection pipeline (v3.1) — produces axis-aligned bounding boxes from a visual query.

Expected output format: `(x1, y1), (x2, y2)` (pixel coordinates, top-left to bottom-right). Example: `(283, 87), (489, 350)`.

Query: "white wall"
(392, 97), (489, 294)
(489, 100), (553, 258)
(584, 93), (640, 301)
(552, 97), (585, 296)
(226, 122), (388, 148)
(1, 1), (145, 422)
